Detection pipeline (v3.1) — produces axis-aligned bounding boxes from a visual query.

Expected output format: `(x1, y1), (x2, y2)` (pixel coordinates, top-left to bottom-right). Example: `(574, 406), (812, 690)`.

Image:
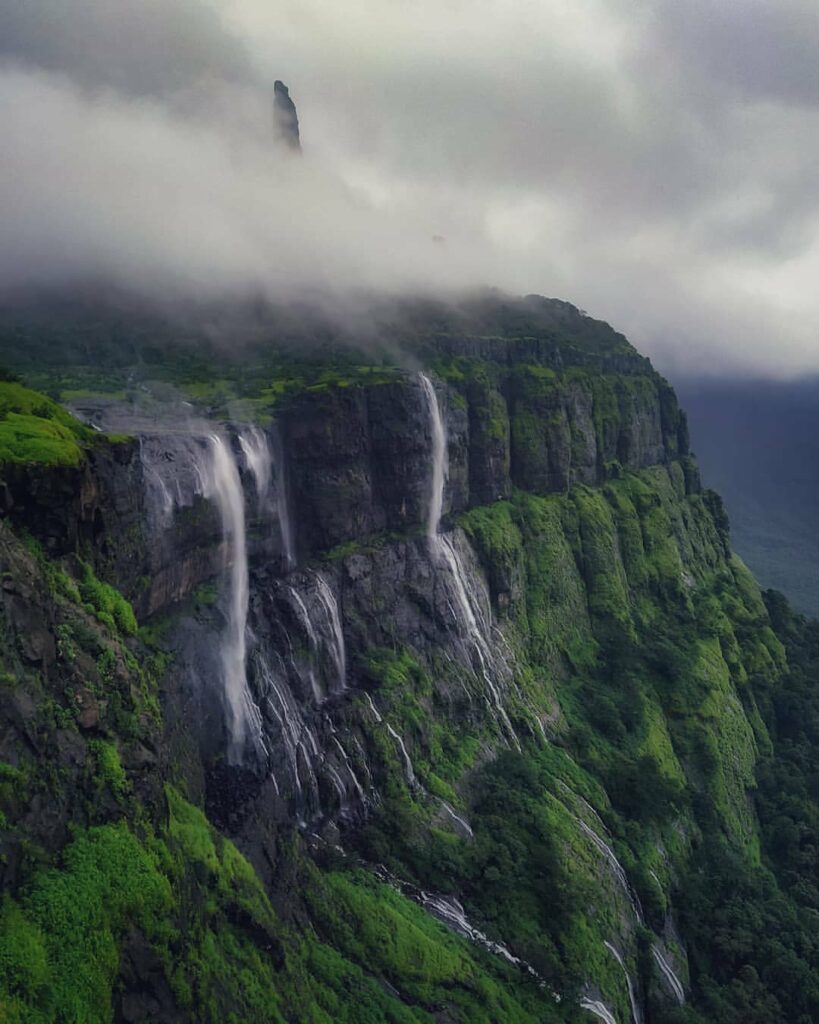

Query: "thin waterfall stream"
(580, 997), (619, 1024)
(604, 941), (642, 1024)
(418, 373), (518, 744)
(239, 426), (272, 510)
(651, 947), (685, 1005)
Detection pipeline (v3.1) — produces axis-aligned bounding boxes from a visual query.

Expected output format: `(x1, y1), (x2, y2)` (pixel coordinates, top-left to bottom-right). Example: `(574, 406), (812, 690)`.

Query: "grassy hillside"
(0, 379), (96, 466)
(0, 315), (816, 1023)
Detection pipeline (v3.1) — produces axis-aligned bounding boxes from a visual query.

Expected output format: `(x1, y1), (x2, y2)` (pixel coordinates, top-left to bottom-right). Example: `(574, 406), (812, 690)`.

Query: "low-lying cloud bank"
(2, 0), (819, 377)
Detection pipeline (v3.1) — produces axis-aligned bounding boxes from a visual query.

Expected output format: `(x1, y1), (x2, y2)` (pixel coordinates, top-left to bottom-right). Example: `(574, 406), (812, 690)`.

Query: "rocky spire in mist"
(274, 80), (300, 152)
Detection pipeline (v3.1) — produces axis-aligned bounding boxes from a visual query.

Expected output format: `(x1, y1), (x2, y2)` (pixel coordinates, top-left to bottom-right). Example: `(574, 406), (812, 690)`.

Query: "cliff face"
(0, 303), (814, 1024)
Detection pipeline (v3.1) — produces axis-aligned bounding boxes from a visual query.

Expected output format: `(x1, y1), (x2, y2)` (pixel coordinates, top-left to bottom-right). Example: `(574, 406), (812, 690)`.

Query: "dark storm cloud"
(1, 0), (819, 376)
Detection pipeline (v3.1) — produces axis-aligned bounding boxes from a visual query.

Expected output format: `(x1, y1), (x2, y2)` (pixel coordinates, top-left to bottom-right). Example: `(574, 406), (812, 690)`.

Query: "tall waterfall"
(200, 433), (263, 761)
(419, 373), (517, 743)
(419, 373), (447, 538)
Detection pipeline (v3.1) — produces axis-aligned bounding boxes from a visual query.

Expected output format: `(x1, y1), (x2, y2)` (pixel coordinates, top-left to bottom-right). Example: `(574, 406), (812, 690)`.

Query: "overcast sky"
(2, 0), (819, 377)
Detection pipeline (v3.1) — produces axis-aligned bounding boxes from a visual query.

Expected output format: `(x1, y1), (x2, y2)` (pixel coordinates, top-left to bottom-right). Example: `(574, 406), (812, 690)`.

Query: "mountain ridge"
(0, 294), (816, 1024)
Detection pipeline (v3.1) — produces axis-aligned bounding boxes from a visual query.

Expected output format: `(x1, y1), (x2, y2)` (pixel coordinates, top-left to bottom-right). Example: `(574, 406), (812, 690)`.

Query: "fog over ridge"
(2, 0), (819, 376)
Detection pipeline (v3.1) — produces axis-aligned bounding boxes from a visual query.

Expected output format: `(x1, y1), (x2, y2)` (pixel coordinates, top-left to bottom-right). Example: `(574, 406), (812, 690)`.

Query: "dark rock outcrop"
(273, 80), (300, 151)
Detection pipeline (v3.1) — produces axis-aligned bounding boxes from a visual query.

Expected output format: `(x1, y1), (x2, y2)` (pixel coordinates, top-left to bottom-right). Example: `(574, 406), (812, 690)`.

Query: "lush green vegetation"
(0, 310), (817, 1024)
(0, 381), (95, 466)
(0, 823), (172, 1023)
(77, 560), (138, 635)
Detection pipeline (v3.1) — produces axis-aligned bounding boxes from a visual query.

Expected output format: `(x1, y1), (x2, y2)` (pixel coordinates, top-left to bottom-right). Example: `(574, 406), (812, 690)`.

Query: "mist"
(2, 0), (819, 377)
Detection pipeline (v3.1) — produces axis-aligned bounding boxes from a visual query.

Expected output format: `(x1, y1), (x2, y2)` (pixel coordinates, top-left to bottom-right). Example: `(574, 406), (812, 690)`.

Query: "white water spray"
(580, 997), (619, 1024)
(418, 373), (518, 744)
(239, 426), (272, 511)
(201, 433), (263, 760)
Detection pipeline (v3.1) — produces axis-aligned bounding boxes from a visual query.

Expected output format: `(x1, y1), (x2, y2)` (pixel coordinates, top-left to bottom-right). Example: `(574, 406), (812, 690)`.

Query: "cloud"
(0, 0), (249, 97)
(1, 0), (819, 377)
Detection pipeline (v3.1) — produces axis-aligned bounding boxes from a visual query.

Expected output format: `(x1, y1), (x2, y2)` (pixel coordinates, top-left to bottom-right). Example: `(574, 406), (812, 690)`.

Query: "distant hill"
(676, 376), (819, 615)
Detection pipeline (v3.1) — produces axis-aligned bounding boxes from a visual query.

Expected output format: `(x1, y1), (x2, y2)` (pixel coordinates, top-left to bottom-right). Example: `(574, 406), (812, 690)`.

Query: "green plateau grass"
(0, 382), (96, 466)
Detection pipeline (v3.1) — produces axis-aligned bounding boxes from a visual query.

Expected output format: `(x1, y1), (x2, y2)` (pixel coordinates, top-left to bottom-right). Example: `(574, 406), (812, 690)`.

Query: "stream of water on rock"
(199, 433), (266, 762)
(418, 373), (518, 744)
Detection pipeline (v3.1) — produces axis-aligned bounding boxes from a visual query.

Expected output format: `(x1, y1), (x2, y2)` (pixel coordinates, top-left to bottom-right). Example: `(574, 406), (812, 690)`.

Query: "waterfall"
(361, 692), (417, 787)
(239, 426), (272, 511)
(580, 997), (619, 1024)
(139, 436), (175, 529)
(419, 373), (447, 538)
(418, 373), (518, 745)
(386, 722), (416, 785)
(259, 655), (322, 813)
(313, 572), (346, 691)
(604, 942), (642, 1024)
(139, 431), (211, 531)
(651, 947), (685, 1005)
(332, 736), (367, 803)
(374, 867), (552, 993)
(271, 424), (296, 571)
(241, 424), (296, 572)
(439, 799), (474, 837)
(286, 586), (323, 702)
(576, 818), (644, 925)
(363, 692), (383, 723)
(200, 433), (263, 761)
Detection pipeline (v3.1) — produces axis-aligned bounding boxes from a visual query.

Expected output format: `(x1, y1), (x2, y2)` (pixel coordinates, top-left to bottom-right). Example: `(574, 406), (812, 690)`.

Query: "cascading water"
(313, 572), (346, 691)
(554, 783), (649, 1022)
(386, 722), (416, 785)
(605, 942), (642, 1024)
(576, 818), (644, 925)
(651, 947), (685, 1005)
(419, 373), (518, 744)
(439, 799), (474, 837)
(241, 424), (297, 572)
(271, 424), (296, 570)
(140, 436), (175, 529)
(239, 426), (272, 511)
(362, 692), (418, 788)
(285, 586), (323, 702)
(200, 433), (264, 762)
(139, 430), (213, 531)
(419, 373), (447, 539)
(580, 997), (619, 1024)
(374, 867), (554, 996)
